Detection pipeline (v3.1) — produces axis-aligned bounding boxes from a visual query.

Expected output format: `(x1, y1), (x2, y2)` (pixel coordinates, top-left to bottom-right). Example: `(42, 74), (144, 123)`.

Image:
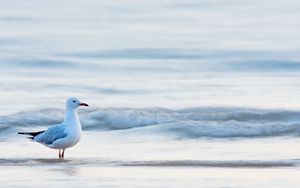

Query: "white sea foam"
(3, 107), (300, 139)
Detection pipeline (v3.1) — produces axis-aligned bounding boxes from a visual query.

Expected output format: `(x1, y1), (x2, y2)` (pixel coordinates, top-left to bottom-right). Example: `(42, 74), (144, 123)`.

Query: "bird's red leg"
(59, 149), (62, 159)
(62, 149), (65, 159)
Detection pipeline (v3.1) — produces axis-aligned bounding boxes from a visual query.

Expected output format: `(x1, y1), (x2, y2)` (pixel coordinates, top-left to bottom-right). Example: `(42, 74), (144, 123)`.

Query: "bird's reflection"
(50, 166), (78, 176)
(33, 158), (72, 164)
(33, 158), (79, 176)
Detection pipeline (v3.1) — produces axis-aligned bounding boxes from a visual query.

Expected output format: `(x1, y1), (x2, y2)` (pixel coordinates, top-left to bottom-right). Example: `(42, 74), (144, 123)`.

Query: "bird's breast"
(65, 125), (82, 146)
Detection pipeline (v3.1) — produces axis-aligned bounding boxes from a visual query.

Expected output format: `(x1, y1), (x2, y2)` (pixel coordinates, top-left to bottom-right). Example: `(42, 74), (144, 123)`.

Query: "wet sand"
(1, 158), (300, 188)
(1, 132), (300, 187)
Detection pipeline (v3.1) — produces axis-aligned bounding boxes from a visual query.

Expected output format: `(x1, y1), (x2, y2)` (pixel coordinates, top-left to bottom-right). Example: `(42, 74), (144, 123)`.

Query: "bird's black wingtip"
(17, 131), (45, 136)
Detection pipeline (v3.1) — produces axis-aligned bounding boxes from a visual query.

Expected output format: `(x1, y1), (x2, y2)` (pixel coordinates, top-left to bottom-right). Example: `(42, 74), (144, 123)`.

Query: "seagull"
(18, 97), (89, 159)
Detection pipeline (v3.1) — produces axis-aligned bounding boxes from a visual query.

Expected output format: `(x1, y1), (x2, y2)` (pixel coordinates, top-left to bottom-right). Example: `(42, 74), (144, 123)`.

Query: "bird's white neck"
(63, 108), (80, 127)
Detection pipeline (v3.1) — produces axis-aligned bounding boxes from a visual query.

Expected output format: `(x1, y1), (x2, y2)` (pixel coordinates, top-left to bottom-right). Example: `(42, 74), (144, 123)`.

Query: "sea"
(0, 0), (300, 187)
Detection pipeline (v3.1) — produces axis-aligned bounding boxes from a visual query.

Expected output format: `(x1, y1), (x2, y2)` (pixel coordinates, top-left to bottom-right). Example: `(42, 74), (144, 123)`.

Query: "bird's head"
(66, 97), (89, 110)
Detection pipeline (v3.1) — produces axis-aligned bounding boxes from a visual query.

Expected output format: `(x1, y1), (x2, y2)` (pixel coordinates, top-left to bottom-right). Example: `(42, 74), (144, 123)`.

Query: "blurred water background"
(1, 1), (300, 187)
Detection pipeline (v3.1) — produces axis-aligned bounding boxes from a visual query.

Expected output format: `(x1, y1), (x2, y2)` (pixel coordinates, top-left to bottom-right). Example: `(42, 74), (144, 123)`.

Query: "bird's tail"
(18, 131), (45, 139)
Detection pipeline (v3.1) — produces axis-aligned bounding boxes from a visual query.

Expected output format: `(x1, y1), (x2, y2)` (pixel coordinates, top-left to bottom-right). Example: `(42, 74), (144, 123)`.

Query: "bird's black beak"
(80, 102), (89, 107)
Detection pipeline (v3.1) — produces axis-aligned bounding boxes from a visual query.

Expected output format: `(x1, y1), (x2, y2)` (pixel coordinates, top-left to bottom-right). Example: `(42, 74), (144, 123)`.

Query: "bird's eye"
(73, 100), (76, 103)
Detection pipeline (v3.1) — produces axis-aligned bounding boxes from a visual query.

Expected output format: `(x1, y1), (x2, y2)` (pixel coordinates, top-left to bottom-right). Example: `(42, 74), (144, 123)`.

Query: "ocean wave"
(60, 49), (300, 72)
(2, 107), (300, 138)
(126, 121), (300, 138)
(2, 49), (300, 73)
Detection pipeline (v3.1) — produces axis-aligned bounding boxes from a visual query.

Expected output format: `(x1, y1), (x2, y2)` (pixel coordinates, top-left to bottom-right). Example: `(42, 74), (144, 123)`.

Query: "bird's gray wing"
(35, 124), (67, 145)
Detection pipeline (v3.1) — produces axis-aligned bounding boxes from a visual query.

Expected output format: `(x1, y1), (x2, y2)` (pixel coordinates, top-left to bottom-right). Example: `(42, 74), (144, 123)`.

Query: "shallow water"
(0, 158), (297, 168)
(2, 133), (300, 188)
(3, 165), (300, 188)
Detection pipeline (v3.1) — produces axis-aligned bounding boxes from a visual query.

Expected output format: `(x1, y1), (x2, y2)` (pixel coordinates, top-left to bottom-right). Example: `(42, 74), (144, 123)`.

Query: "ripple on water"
(0, 158), (297, 168)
